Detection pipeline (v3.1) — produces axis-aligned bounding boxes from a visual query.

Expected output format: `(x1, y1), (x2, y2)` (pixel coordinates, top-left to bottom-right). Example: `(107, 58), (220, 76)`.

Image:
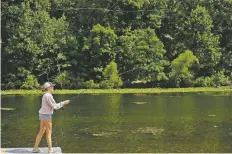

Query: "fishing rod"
(70, 89), (86, 101)
(118, 68), (138, 76)
(60, 89), (86, 110)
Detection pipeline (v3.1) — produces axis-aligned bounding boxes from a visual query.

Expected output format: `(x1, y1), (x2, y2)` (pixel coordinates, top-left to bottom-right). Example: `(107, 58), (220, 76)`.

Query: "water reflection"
(1, 93), (232, 152)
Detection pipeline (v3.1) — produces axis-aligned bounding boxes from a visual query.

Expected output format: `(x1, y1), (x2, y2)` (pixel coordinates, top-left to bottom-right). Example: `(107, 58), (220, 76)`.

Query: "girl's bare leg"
(45, 119), (53, 150)
(34, 120), (46, 149)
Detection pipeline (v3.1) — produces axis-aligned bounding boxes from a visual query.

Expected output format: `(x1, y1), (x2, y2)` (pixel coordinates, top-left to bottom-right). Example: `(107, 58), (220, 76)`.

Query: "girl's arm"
(46, 94), (65, 110)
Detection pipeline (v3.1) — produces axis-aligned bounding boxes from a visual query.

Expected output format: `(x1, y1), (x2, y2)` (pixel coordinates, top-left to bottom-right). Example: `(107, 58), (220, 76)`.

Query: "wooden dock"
(1, 147), (62, 153)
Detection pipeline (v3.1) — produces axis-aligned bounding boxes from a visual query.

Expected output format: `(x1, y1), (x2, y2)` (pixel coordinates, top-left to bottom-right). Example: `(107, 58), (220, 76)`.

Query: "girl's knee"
(37, 132), (43, 138)
(39, 128), (45, 134)
(46, 130), (52, 135)
(39, 131), (44, 136)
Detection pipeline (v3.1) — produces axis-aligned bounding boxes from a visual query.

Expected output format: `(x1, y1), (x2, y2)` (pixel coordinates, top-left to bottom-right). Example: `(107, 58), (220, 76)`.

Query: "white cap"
(43, 82), (56, 89)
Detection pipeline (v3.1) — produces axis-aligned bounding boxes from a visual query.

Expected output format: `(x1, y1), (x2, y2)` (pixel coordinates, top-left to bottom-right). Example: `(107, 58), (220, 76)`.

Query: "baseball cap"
(43, 82), (56, 89)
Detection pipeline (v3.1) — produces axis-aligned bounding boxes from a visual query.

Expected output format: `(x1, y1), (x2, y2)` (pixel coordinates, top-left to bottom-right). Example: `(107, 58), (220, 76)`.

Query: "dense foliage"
(2, 0), (232, 89)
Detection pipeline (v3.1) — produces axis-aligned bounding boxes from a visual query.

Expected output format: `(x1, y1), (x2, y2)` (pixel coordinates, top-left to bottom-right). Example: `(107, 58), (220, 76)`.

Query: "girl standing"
(33, 82), (70, 153)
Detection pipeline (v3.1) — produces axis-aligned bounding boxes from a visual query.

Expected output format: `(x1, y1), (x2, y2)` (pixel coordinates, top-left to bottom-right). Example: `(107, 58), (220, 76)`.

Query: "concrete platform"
(1, 147), (62, 153)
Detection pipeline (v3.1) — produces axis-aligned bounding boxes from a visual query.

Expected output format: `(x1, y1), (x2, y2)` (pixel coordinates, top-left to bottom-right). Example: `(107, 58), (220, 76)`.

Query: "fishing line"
(53, 129), (60, 148)
(56, 89), (87, 143)
(61, 89), (86, 110)
(45, 67), (136, 145)
(118, 68), (138, 76)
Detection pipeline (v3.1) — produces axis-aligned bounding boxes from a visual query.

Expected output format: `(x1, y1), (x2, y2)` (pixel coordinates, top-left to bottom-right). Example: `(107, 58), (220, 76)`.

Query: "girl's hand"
(64, 100), (70, 105)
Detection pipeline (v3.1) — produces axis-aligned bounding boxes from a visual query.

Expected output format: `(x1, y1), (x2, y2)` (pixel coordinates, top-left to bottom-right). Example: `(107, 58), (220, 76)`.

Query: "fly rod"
(61, 89), (86, 110)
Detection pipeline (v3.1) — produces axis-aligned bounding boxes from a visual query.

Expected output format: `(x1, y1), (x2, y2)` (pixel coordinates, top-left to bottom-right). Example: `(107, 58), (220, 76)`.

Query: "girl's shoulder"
(43, 92), (52, 97)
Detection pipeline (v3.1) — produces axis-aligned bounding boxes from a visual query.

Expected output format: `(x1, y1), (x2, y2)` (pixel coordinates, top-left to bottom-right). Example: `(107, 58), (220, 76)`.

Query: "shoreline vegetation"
(2, 1), (232, 91)
(2, 87), (232, 95)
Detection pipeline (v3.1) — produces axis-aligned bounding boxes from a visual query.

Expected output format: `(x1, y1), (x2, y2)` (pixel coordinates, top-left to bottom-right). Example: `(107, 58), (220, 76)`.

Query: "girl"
(33, 82), (70, 153)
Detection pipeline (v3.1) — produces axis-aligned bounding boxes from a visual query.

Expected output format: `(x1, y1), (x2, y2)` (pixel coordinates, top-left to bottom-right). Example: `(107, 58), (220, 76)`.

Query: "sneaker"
(32, 148), (40, 153)
(48, 148), (55, 153)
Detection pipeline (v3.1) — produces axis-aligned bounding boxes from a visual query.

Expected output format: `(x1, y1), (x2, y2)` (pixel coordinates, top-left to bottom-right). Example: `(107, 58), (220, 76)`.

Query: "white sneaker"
(32, 148), (40, 153)
(48, 148), (55, 153)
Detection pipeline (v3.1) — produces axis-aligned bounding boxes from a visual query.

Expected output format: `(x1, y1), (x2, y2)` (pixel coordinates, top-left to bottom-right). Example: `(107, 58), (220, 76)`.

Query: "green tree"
(202, 0), (232, 74)
(83, 80), (99, 89)
(101, 61), (123, 89)
(158, 0), (193, 60)
(2, 0), (74, 87)
(195, 70), (231, 87)
(2, 0), (232, 89)
(182, 5), (221, 76)
(169, 50), (199, 87)
(211, 70), (231, 87)
(114, 0), (168, 30)
(20, 74), (40, 89)
(82, 24), (117, 82)
(54, 71), (71, 89)
(118, 28), (169, 83)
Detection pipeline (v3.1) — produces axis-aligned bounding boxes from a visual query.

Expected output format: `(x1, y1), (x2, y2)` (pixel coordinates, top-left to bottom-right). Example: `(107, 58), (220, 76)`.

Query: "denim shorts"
(39, 114), (52, 120)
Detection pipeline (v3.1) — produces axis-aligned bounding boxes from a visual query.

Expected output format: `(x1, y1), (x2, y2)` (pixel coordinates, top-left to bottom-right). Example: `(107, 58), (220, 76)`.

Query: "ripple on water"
(133, 102), (148, 105)
(132, 127), (164, 135)
(92, 132), (117, 137)
(1, 108), (15, 111)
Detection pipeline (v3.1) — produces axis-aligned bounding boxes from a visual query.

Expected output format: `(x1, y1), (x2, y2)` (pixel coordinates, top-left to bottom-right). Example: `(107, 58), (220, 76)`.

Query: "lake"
(1, 92), (232, 153)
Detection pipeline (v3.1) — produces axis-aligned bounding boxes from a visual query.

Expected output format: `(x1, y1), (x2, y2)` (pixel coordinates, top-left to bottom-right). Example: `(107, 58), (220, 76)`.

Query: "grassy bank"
(2, 87), (232, 95)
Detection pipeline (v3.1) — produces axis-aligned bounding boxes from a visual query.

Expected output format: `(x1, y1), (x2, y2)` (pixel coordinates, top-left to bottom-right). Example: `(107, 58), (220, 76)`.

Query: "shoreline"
(2, 87), (232, 95)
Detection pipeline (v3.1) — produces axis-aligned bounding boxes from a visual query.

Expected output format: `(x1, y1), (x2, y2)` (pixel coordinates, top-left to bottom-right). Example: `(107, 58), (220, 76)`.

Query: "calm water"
(1, 92), (232, 153)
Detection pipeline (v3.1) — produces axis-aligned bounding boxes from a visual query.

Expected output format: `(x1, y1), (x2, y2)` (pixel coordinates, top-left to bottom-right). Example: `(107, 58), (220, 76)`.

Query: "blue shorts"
(39, 114), (52, 120)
